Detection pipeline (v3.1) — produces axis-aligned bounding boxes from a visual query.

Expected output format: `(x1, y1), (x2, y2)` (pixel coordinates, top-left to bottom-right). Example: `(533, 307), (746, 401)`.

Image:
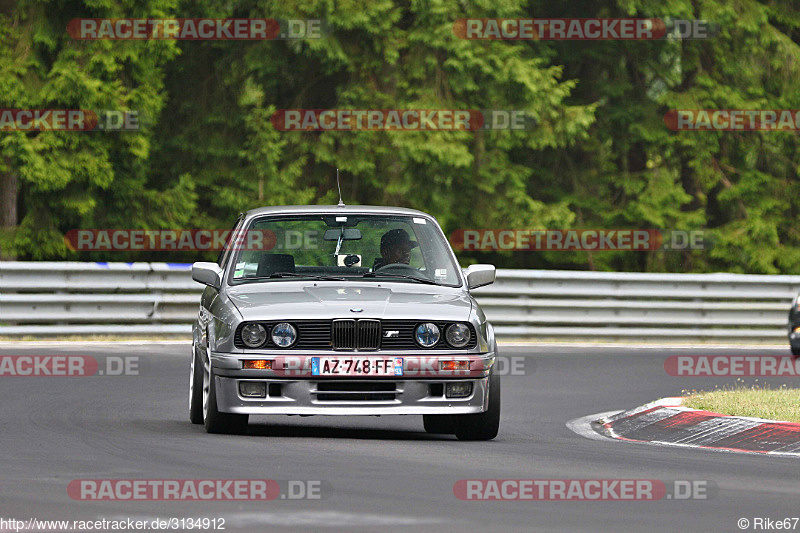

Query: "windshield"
(228, 214), (462, 287)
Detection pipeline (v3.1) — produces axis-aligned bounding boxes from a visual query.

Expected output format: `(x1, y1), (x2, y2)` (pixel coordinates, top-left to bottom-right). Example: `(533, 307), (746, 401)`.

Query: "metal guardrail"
(1, 262), (798, 342)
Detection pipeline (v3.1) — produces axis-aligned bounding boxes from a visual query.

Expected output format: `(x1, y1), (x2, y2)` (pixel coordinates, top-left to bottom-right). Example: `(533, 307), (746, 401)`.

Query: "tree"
(1, 0), (195, 261)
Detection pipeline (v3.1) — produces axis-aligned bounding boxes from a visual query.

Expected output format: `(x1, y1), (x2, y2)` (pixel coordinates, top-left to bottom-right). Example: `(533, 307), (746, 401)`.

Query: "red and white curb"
(592, 398), (800, 456)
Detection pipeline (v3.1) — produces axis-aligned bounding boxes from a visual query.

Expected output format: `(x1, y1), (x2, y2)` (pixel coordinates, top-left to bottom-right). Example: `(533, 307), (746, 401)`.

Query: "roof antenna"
(336, 168), (345, 207)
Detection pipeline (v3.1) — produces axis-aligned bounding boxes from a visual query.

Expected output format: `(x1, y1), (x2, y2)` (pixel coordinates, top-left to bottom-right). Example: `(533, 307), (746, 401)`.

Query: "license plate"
(311, 357), (404, 376)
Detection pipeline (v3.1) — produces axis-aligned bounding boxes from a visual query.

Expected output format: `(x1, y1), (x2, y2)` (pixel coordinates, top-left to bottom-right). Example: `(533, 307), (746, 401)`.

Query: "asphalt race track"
(1, 343), (798, 533)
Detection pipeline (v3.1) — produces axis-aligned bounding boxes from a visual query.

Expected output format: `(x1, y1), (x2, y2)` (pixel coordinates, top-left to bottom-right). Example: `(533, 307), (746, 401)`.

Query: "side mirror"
(192, 262), (223, 289)
(463, 264), (496, 289)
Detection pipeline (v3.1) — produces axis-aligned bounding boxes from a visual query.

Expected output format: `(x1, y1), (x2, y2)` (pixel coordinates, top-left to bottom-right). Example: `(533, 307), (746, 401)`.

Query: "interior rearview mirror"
(323, 228), (362, 241)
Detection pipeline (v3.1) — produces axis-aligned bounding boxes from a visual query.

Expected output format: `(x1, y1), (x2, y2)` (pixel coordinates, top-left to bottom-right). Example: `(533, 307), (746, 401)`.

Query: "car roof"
(244, 205), (437, 219)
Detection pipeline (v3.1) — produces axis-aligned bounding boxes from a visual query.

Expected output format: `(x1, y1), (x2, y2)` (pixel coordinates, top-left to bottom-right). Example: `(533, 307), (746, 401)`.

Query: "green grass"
(683, 383), (800, 423)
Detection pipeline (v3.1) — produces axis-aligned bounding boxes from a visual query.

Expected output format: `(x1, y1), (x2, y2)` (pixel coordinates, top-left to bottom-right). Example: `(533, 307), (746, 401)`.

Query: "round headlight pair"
(241, 322), (297, 348)
(414, 322), (471, 348)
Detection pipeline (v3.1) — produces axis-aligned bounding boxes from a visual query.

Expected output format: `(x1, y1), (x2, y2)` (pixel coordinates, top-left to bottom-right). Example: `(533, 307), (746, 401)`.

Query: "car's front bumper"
(210, 351), (494, 415)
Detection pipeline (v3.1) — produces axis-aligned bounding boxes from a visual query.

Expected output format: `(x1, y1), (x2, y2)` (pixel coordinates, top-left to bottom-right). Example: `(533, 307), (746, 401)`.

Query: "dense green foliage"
(1, 0), (799, 272)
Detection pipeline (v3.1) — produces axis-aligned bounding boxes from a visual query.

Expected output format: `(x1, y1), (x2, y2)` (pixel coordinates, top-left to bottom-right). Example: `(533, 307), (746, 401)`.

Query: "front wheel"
(423, 414), (456, 434)
(203, 364), (249, 435)
(791, 343), (800, 357)
(189, 346), (204, 424)
(453, 372), (500, 441)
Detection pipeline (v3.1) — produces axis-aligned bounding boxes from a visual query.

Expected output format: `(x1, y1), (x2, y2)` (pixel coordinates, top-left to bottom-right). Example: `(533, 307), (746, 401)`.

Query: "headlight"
(445, 323), (471, 348)
(241, 323), (267, 348)
(415, 322), (440, 348)
(271, 322), (297, 347)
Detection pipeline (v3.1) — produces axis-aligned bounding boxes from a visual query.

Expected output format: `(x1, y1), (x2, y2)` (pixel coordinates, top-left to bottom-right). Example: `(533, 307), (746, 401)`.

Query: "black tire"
(423, 414), (456, 434)
(204, 366), (249, 435)
(454, 372), (500, 441)
(791, 343), (800, 357)
(189, 347), (204, 424)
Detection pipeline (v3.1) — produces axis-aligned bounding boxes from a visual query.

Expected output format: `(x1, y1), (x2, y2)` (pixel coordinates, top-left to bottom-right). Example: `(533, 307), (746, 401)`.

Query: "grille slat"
(332, 319), (380, 351)
(332, 319), (356, 351)
(313, 381), (398, 402)
(357, 319), (380, 351)
(315, 382), (397, 392)
(316, 393), (396, 402)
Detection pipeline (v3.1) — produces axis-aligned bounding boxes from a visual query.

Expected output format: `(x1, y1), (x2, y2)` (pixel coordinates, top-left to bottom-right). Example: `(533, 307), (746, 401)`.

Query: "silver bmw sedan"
(189, 205), (499, 440)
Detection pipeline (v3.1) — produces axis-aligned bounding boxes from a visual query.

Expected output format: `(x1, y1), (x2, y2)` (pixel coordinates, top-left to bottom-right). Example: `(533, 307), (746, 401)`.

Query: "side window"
(217, 217), (244, 269)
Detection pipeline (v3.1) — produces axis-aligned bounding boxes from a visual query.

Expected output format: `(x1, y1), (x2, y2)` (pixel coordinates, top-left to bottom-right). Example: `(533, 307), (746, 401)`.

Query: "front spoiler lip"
(213, 376), (490, 416)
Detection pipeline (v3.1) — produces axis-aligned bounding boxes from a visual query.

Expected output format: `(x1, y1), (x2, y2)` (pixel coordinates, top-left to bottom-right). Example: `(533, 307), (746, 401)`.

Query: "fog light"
(445, 382), (472, 398)
(242, 359), (272, 370)
(440, 360), (470, 371)
(239, 382), (266, 398)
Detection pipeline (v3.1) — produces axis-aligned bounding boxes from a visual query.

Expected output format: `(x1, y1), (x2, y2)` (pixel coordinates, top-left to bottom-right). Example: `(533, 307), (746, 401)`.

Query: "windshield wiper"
(241, 272), (347, 282)
(362, 272), (440, 285)
(270, 272), (350, 281)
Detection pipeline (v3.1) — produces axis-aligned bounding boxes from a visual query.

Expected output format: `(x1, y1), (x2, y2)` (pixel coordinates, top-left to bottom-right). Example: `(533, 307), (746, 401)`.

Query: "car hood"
(227, 282), (473, 322)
